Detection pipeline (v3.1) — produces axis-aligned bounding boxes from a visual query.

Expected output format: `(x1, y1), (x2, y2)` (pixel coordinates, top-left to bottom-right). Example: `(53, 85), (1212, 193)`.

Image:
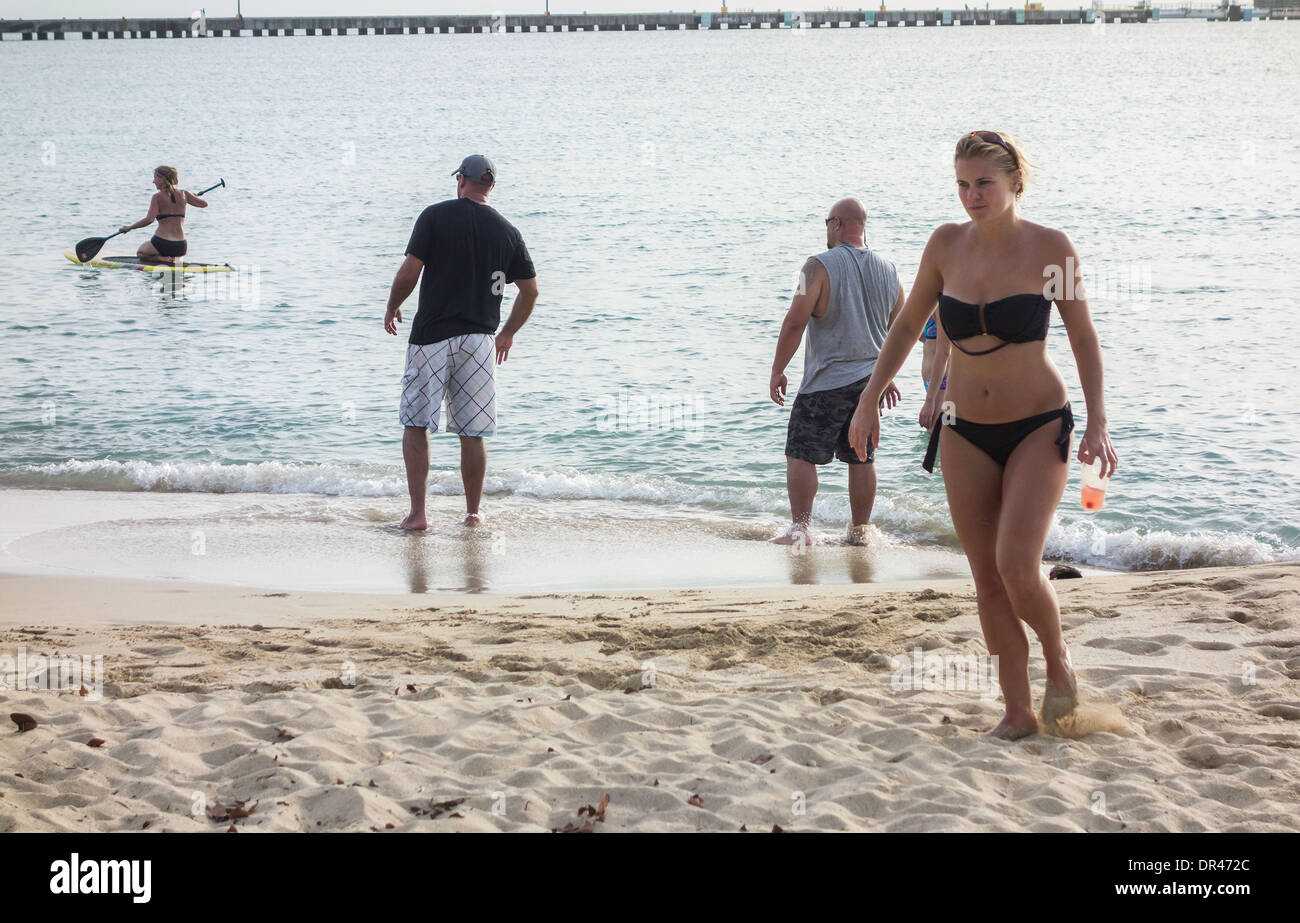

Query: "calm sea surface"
(1, 21), (1298, 582)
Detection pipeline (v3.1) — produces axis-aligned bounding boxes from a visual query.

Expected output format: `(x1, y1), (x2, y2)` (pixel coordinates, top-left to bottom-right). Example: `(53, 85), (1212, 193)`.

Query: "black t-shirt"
(405, 198), (536, 345)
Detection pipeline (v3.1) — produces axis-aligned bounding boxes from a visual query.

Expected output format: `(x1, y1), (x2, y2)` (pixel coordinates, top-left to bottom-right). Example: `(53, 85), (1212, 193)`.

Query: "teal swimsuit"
(921, 316), (947, 390)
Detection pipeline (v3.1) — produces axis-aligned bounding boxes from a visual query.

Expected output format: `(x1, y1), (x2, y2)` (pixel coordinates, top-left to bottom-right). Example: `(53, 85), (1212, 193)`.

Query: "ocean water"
(1, 21), (1298, 590)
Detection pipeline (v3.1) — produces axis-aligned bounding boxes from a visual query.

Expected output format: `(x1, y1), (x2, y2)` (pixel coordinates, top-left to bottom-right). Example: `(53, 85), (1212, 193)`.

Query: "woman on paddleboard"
(848, 131), (1118, 739)
(118, 166), (207, 263)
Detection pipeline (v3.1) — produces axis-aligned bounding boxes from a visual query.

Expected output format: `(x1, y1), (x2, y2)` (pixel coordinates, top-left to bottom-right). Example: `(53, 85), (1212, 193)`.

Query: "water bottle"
(1080, 457), (1109, 511)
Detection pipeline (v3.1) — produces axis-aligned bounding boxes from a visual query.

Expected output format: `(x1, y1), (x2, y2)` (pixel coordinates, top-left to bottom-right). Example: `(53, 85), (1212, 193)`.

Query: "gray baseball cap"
(452, 154), (496, 185)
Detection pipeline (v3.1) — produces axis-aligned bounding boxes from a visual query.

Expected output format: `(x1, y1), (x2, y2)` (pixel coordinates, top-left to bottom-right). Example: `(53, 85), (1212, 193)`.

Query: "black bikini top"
(938, 292), (1052, 356)
(157, 192), (182, 221)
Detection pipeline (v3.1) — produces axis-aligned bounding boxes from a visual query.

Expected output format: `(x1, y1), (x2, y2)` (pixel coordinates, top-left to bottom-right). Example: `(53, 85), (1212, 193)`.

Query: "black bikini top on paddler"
(939, 292), (1052, 356)
(156, 190), (182, 221)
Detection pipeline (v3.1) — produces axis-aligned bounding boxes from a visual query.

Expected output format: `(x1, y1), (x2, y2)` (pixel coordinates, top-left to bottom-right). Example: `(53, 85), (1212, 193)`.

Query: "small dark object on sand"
(1049, 565), (1083, 580)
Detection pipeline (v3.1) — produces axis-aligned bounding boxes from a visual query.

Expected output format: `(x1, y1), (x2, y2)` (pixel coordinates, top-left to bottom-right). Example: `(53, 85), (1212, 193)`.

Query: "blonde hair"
(954, 132), (1033, 198)
(154, 165), (179, 201)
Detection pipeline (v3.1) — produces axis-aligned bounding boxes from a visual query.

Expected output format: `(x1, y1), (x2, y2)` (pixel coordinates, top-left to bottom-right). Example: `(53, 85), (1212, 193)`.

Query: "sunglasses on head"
(970, 130), (1020, 170)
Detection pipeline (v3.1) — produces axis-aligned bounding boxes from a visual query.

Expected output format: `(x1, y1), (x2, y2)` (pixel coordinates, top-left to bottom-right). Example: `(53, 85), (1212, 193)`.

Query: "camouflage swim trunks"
(785, 375), (876, 465)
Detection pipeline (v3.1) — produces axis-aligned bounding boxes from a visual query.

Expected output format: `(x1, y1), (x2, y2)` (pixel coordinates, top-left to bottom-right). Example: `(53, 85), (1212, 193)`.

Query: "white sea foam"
(2, 460), (1294, 571)
(1048, 519), (1290, 571)
(0, 459), (405, 497)
(0, 460), (955, 550)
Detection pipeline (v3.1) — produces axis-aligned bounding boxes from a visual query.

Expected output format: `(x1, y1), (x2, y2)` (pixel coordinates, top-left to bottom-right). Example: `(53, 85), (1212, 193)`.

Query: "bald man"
(769, 198), (904, 546)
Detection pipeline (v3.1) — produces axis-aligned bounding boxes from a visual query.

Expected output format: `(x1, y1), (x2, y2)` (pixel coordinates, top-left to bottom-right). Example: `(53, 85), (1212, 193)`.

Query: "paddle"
(74, 178), (226, 263)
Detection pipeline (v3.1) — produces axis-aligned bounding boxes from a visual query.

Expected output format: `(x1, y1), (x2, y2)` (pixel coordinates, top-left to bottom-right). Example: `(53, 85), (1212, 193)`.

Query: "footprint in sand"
(1228, 610), (1292, 631)
(130, 644), (186, 656)
(1256, 703), (1300, 720)
(1207, 577), (1250, 592)
(1083, 637), (1167, 655)
(1144, 580), (1202, 592)
(487, 655), (542, 673)
(1146, 716), (1195, 744)
(1178, 742), (1238, 770)
(1233, 587), (1297, 602)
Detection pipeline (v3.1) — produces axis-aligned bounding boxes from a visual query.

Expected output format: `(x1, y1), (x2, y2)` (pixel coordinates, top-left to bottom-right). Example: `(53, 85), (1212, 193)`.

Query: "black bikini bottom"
(923, 403), (1073, 473)
(150, 235), (188, 258)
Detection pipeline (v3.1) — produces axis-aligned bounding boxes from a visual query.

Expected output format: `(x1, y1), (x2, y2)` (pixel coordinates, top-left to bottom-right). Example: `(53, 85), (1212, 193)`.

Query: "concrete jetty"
(1, 9), (1160, 40)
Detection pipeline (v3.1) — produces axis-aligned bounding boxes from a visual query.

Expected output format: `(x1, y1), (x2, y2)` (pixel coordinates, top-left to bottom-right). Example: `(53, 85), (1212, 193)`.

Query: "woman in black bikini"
(849, 131), (1118, 739)
(118, 166), (207, 263)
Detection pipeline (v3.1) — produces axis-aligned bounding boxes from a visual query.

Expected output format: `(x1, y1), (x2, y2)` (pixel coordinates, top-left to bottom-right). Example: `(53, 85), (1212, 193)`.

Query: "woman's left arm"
(1051, 230), (1119, 478)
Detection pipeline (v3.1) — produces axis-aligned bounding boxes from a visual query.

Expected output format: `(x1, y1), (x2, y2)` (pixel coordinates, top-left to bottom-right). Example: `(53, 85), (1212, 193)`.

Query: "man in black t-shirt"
(384, 154), (539, 531)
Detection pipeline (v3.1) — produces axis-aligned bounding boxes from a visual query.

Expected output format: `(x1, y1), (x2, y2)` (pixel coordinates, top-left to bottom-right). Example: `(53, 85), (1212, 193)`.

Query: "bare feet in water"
(399, 512), (427, 531)
(463, 513), (483, 527)
(772, 523), (811, 546)
(846, 524), (870, 546)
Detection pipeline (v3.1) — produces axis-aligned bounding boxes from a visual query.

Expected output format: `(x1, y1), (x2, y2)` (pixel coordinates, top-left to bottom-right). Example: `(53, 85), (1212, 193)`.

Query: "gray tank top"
(799, 243), (899, 394)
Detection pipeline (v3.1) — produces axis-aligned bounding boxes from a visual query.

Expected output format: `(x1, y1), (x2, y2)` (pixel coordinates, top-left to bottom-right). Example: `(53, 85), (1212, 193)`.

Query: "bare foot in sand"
(772, 523), (811, 546)
(987, 714), (1039, 740)
(463, 513), (483, 527)
(1040, 676), (1080, 728)
(400, 512), (427, 531)
(846, 524), (870, 546)
(1040, 652), (1080, 727)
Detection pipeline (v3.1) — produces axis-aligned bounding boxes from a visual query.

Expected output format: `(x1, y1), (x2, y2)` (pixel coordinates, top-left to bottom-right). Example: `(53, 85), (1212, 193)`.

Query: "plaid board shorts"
(399, 334), (496, 436)
(785, 375), (876, 465)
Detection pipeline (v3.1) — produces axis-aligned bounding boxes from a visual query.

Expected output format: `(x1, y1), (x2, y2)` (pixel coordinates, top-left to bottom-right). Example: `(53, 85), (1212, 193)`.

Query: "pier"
(1, 9), (1163, 40)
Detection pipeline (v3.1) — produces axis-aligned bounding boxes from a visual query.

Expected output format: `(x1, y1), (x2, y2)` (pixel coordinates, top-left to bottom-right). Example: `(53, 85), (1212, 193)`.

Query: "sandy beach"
(2, 562), (1297, 833)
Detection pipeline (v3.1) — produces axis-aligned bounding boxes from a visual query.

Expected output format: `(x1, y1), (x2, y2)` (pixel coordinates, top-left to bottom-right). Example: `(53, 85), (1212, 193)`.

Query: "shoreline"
(0, 485), (1222, 598)
(2, 562), (1297, 831)
(0, 486), (979, 596)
